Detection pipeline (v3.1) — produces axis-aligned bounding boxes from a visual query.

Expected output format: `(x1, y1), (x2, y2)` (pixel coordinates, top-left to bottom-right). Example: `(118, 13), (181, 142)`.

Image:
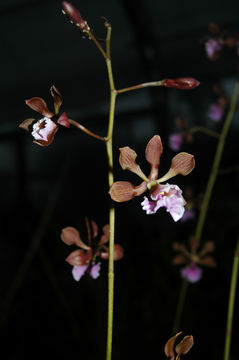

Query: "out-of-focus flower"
(172, 236), (216, 283)
(163, 77), (200, 90)
(168, 133), (184, 151)
(164, 332), (194, 360)
(208, 103), (224, 122)
(205, 38), (222, 59)
(19, 86), (70, 146)
(61, 218), (124, 281)
(109, 135), (195, 221)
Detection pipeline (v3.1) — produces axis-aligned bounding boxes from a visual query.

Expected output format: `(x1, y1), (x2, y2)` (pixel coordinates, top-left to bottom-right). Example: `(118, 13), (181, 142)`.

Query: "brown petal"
(98, 224), (109, 246)
(172, 242), (187, 253)
(85, 218), (98, 244)
(65, 249), (92, 266)
(199, 241), (215, 256)
(164, 332), (182, 360)
(198, 256), (217, 267)
(50, 85), (62, 114)
(189, 236), (199, 255)
(61, 226), (90, 250)
(172, 255), (187, 265)
(25, 97), (54, 117)
(109, 181), (147, 202)
(175, 335), (194, 357)
(171, 152), (195, 176)
(19, 118), (35, 132)
(119, 147), (148, 181)
(145, 135), (163, 180)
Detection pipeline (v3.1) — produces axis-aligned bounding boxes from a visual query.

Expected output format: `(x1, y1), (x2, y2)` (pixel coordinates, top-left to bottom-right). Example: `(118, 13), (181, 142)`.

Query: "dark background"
(1, 0), (239, 359)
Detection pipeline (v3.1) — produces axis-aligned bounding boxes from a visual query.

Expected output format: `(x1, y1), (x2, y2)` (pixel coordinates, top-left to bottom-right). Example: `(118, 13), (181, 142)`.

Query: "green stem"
(104, 25), (117, 360)
(117, 80), (164, 94)
(184, 126), (219, 139)
(172, 279), (188, 334)
(224, 234), (239, 360)
(172, 80), (239, 333)
(195, 80), (239, 242)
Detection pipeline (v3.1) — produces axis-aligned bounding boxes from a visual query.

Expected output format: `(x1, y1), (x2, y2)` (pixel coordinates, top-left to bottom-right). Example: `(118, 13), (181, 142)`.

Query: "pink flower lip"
(180, 263), (203, 283)
(31, 117), (57, 141)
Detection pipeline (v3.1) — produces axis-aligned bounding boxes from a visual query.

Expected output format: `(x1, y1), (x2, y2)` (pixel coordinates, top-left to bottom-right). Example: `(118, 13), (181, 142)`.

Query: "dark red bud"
(163, 77), (200, 90)
(62, 2), (87, 30)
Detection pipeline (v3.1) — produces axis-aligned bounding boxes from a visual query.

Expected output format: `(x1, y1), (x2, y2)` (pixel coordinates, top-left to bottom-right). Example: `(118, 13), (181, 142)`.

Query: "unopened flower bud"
(163, 77), (200, 90)
(62, 1), (89, 31)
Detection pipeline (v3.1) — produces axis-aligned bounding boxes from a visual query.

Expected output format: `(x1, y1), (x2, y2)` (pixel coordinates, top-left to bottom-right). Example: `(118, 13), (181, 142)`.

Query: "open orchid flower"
(61, 218), (124, 281)
(19, 85), (70, 146)
(172, 236), (217, 283)
(109, 135), (195, 221)
(164, 332), (194, 360)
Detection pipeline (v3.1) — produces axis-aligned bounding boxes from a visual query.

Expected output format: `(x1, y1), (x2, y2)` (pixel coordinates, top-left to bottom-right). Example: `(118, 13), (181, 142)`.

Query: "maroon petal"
(25, 97), (54, 117)
(145, 135), (163, 180)
(57, 112), (70, 128)
(61, 226), (90, 250)
(19, 118), (35, 132)
(50, 85), (62, 114)
(109, 181), (147, 202)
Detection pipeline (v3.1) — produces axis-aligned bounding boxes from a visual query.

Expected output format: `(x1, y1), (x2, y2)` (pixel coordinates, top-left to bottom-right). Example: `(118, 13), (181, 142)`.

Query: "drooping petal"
(50, 85), (62, 114)
(119, 146), (148, 181)
(175, 335), (194, 357)
(65, 249), (92, 266)
(180, 263), (203, 283)
(19, 118), (35, 132)
(72, 265), (88, 281)
(57, 112), (70, 128)
(89, 262), (101, 279)
(164, 332), (182, 360)
(25, 97), (54, 117)
(145, 135), (163, 180)
(61, 226), (90, 250)
(109, 181), (147, 202)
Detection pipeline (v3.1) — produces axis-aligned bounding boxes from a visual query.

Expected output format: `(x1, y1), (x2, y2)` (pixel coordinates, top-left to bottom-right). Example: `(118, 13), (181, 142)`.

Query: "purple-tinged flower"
(205, 38), (222, 59)
(141, 183), (185, 222)
(109, 135), (195, 221)
(61, 218), (124, 281)
(180, 263), (203, 283)
(180, 209), (195, 222)
(19, 86), (70, 146)
(208, 103), (224, 122)
(168, 133), (184, 151)
(172, 236), (216, 283)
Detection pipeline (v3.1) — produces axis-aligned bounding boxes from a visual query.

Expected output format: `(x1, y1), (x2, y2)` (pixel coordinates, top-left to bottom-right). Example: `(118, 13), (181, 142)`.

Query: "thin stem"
(184, 126), (220, 139)
(224, 234), (239, 360)
(195, 80), (239, 242)
(89, 31), (108, 60)
(172, 279), (188, 334)
(117, 80), (164, 94)
(69, 119), (106, 142)
(172, 80), (239, 334)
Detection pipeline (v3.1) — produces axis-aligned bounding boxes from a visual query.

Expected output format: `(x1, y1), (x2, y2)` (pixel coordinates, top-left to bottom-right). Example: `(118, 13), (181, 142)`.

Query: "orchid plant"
(18, 2), (202, 360)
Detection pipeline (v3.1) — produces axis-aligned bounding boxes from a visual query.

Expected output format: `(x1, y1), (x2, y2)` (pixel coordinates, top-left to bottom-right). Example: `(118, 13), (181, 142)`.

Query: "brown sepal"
(61, 226), (90, 250)
(164, 332), (182, 360)
(25, 97), (54, 118)
(175, 335), (194, 357)
(101, 244), (124, 261)
(98, 225), (109, 246)
(65, 249), (92, 266)
(19, 118), (35, 132)
(50, 85), (63, 114)
(119, 146), (147, 180)
(145, 135), (163, 180)
(171, 152), (195, 176)
(172, 255), (187, 265)
(109, 181), (147, 202)
(199, 256), (217, 267)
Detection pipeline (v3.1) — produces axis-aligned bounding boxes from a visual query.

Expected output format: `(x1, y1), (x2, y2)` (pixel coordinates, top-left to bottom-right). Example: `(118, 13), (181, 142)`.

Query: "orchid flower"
(109, 135), (195, 221)
(19, 85), (70, 146)
(61, 218), (124, 281)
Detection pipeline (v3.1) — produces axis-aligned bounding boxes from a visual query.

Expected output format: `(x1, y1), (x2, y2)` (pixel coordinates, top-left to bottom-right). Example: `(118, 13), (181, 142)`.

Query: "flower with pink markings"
(109, 135), (195, 221)
(141, 183), (185, 222)
(61, 218), (124, 281)
(172, 236), (216, 283)
(19, 85), (70, 146)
